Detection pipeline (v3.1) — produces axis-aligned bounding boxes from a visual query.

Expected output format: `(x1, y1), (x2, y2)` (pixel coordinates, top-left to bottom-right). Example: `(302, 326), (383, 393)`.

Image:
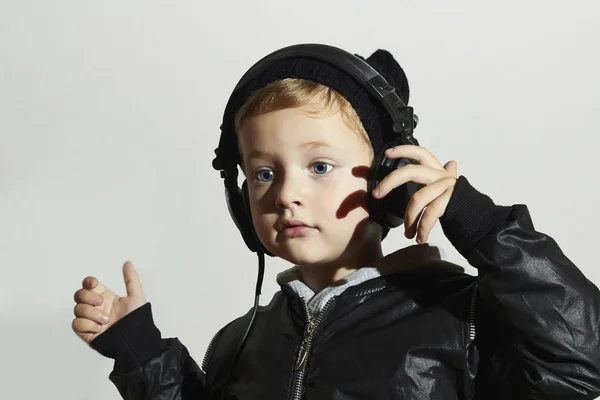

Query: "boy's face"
(238, 100), (381, 266)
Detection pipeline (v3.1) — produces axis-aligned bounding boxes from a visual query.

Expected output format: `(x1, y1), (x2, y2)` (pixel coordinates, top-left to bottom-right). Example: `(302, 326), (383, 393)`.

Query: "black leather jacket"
(91, 176), (600, 399)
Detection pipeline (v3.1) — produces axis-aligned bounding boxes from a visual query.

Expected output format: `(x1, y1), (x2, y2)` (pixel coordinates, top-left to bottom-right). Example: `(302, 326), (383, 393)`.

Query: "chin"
(268, 240), (342, 267)
(258, 227), (370, 266)
(281, 252), (337, 267)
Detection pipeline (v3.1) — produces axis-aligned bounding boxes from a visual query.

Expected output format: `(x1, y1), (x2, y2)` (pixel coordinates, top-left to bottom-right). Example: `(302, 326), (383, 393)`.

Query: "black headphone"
(213, 43), (421, 257)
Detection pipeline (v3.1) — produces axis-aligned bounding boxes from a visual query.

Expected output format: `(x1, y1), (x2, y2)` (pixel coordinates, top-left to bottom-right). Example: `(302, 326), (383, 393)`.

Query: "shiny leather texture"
(99, 184), (600, 399)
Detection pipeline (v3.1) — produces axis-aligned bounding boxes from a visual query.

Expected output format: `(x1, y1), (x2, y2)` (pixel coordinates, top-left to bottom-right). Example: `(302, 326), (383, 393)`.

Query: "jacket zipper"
(291, 298), (335, 400)
(467, 283), (478, 343)
(201, 328), (224, 372)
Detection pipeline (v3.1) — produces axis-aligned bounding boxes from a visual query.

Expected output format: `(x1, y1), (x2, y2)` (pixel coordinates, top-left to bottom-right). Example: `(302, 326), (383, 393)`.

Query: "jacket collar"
(277, 244), (463, 286)
(277, 244), (465, 317)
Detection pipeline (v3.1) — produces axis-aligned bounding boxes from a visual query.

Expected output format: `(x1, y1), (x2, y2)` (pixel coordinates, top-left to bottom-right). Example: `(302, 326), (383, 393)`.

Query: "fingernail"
(101, 313), (110, 323)
(373, 188), (380, 197)
(96, 295), (103, 305)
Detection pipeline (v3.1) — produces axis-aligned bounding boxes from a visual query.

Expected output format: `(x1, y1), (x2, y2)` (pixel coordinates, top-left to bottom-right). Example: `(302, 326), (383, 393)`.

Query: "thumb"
(122, 261), (145, 299)
(444, 160), (458, 177)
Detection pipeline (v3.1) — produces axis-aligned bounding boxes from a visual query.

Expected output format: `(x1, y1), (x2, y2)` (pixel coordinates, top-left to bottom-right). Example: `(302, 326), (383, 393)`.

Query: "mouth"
(278, 219), (315, 238)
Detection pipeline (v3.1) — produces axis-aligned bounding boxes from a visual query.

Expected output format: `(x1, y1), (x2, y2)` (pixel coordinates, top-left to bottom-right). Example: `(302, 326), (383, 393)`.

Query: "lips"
(277, 219), (314, 238)
(279, 219), (310, 231)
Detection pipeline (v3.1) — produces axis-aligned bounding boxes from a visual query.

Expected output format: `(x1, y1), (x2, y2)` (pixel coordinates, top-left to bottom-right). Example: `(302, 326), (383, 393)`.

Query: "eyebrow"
(245, 140), (337, 161)
(301, 140), (336, 151)
(245, 149), (272, 161)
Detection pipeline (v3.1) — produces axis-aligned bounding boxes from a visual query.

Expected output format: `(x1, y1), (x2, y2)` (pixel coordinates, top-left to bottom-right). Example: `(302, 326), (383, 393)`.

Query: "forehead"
(238, 104), (361, 153)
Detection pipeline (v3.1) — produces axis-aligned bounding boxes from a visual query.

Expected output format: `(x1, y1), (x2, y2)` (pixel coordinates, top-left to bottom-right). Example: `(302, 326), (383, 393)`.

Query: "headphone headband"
(236, 44), (417, 132)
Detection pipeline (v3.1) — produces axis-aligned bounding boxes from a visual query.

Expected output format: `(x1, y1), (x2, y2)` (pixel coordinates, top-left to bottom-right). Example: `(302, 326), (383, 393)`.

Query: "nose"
(275, 172), (305, 210)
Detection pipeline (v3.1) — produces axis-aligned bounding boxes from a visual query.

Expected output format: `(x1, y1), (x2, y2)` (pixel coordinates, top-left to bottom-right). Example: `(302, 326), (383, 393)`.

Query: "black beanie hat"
(216, 48), (410, 169)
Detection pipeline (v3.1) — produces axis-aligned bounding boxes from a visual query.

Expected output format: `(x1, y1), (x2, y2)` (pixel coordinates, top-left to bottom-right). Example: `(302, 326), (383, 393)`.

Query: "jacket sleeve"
(90, 302), (212, 400)
(440, 176), (600, 399)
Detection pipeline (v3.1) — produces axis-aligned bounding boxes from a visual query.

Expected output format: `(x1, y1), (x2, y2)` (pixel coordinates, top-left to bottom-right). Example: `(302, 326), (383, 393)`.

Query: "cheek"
(335, 190), (369, 219)
(320, 177), (370, 221)
(247, 193), (276, 232)
(248, 208), (273, 249)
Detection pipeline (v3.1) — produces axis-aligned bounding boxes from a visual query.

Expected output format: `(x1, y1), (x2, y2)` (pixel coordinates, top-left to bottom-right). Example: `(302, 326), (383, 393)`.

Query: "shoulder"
(203, 290), (290, 365)
(383, 260), (478, 296)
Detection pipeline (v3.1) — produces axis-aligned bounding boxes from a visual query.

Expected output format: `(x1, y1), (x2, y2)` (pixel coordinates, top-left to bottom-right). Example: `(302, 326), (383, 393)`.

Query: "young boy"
(72, 46), (600, 399)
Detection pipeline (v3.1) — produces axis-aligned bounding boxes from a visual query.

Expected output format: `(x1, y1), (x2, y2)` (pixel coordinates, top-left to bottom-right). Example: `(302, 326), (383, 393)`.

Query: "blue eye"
(312, 162), (333, 175)
(256, 170), (273, 182)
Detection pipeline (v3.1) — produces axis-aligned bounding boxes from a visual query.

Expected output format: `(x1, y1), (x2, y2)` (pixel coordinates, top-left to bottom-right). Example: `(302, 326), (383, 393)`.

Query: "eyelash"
(253, 161), (334, 183)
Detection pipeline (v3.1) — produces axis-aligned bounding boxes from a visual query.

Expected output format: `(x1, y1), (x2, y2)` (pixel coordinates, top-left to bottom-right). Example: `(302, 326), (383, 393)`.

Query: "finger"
(416, 188), (454, 243)
(72, 317), (103, 334)
(373, 164), (447, 199)
(73, 303), (111, 325)
(73, 288), (103, 306)
(403, 178), (454, 239)
(384, 145), (443, 169)
(123, 261), (145, 299)
(82, 276), (108, 295)
(82, 276), (97, 290)
(443, 160), (458, 178)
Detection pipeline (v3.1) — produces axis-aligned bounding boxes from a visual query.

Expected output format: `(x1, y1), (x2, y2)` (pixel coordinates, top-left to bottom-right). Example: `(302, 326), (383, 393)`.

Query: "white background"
(1, 1), (599, 398)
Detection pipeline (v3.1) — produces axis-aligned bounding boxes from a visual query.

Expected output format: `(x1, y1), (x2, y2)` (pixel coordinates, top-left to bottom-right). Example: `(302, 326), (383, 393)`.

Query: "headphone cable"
(221, 250), (265, 399)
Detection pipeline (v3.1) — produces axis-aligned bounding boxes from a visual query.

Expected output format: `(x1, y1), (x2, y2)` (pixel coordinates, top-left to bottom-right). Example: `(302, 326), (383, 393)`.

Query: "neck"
(298, 239), (383, 293)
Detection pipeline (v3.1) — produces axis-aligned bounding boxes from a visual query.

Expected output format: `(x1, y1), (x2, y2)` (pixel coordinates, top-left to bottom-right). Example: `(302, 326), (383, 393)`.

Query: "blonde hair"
(235, 78), (373, 157)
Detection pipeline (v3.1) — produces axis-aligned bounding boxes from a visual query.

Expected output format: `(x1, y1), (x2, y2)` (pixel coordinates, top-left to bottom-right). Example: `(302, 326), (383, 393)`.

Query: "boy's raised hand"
(72, 261), (147, 344)
(372, 145), (458, 245)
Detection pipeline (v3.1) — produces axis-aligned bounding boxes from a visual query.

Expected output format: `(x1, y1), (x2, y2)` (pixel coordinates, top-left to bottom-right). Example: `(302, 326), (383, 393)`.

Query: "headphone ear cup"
(368, 150), (421, 229)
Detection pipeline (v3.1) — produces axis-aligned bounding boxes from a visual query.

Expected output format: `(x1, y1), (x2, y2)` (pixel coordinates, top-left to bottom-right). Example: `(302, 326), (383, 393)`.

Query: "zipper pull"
(295, 320), (316, 371)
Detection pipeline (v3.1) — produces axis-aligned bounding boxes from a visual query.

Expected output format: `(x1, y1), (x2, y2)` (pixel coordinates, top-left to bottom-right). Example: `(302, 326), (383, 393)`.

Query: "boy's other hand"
(72, 261), (147, 344)
(372, 145), (458, 244)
